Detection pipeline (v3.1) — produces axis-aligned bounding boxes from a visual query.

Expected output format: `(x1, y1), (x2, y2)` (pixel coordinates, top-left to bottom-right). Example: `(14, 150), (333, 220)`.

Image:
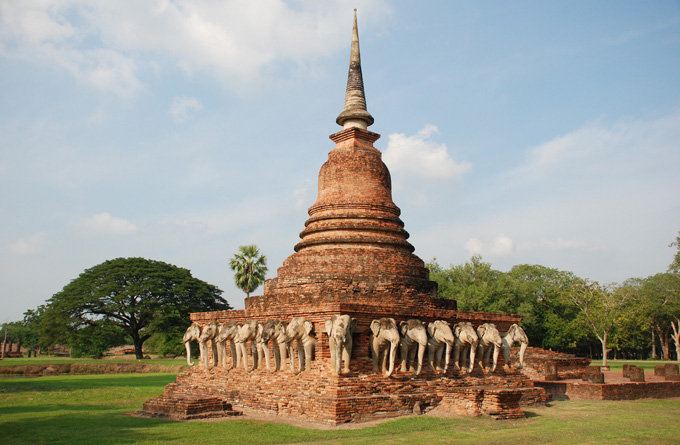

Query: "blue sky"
(1, 1), (679, 321)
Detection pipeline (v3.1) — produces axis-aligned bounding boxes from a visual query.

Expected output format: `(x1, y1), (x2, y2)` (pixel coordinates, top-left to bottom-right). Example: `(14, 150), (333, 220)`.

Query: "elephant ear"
(399, 320), (408, 335)
(303, 320), (314, 336)
(370, 320), (381, 336)
(477, 324), (486, 337)
(257, 322), (264, 337)
(324, 318), (334, 336)
(350, 318), (357, 334)
(427, 322), (436, 338)
(454, 324), (462, 337)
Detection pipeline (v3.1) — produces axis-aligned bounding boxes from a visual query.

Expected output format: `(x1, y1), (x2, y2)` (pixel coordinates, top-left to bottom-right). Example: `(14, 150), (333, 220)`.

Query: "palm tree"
(229, 245), (267, 298)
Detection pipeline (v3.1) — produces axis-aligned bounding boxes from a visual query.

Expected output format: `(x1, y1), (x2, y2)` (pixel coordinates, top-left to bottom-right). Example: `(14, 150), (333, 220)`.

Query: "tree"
(44, 257), (230, 359)
(669, 232), (680, 274)
(671, 319), (680, 363)
(567, 280), (629, 366)
(637, 273), (680, 359)
(229, 245), (267, 298)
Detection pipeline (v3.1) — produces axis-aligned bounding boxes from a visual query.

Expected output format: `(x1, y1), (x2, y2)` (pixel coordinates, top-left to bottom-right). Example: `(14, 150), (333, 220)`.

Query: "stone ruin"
(140, 12), (549, 425)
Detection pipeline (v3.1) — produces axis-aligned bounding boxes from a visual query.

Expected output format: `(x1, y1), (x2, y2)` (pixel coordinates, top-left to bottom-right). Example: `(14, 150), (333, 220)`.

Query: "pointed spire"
(336, 9), (374, 129)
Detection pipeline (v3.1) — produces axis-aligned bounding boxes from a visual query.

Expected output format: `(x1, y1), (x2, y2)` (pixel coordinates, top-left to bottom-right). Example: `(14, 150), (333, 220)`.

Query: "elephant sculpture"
(236, 320), (260, 371)
(198, 321), (219, 368)
(182, 322), (201, 366)
(215, 322), (241, 369)
(256, 320), (282, 372)
(426, 320), (454, 372)
(453, 322), (479, 373)
(261, 319), (290, 372)
(399, 319), (427, 376)
(502, 323), (529, 369)
(370, 318), (400, 377)
(325, 314), (356, 374)
(476, 323), (502, 372)
(286, 317), (316, 373)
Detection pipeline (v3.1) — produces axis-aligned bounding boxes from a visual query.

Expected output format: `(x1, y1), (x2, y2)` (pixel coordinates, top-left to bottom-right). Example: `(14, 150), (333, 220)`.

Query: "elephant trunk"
(443, 341), (451, 372)
(518, 342), (528, 369)
(491, 344), (500, 372)
(415, 341), (426, 375)
(341, 337), (352, 373)
(334, 337), (344, 373)
(185, 341), (193, 366)
(385, 340), (398, 377)
(260, 342), (272, 372)
(468, 341), (478, 372)
(228, 341), (238, 369)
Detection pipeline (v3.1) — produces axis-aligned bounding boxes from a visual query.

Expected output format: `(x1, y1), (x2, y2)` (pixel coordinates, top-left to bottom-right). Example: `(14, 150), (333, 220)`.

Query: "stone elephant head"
(427, 320), (454, 372)
(215, 322), (240, 369)
(261, 319), (289, 372)
(197, 321), (219, 369)
(286, 317), (316, 373)
(453, 322), (479, 373)
(399, 319), (427, 376)
(502, 323), (529, 369)
(370, 318), (400, 377)
(325, 314), (356, 374)
(255, 320), (279, 372)
(476, 323), (502, 372)
(182, 322), (201, 366)
(236, 320), (260, 372)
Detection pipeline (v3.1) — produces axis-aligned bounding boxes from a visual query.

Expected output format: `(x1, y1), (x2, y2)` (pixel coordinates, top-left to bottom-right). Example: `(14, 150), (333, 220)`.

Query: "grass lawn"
(589, 359), (679, 370)
(0, 356), (189, 367)
(2, 373), (680, 444)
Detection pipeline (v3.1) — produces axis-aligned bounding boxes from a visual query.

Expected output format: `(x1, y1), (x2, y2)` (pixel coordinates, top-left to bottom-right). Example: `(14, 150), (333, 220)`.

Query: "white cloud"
(510, 112), (680, 183)
(383, 125), (472, 181)
(0, 1), (391, 95)
(464, 237), (483, 255)
(464, 235), (513, 257)
(82, 213), (139, 234)
(8, 232), (46, 255)
(169, 96), (203, 122)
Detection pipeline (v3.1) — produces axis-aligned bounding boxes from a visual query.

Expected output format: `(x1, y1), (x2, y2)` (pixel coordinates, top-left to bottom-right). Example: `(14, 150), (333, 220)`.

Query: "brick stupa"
(141, 12), (547, 425)
(249, 11), (439, 315)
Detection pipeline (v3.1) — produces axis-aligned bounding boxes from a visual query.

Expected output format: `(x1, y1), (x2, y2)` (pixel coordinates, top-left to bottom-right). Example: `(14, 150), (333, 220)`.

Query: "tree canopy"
(229, 245), (267, 298)
(42, 257), (230, 358)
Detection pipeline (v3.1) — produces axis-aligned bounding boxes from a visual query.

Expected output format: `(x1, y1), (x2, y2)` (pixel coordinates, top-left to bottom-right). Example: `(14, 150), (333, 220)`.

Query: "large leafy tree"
(44, 257), (230, 359)
(229, 245), (267, 298)
(567, 280), (630, 366)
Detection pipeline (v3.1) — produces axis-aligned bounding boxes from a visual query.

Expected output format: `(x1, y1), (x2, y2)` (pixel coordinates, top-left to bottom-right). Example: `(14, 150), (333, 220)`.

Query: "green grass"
(2, 373), (680, 444)
(590, 359), (678, 370)
(0, 356), (188, 367)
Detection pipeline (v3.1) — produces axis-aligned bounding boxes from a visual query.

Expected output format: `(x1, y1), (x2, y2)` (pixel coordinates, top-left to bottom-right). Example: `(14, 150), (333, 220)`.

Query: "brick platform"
(535, 369), (680, 401)
(144, 357), (547, 424)
(509, 347), (591, 380)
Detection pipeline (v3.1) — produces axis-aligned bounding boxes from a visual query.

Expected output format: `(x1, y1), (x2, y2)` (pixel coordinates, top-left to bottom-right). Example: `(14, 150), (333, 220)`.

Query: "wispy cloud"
(464, 235), (514, 257)
(81, 213), (139, 235)
(169, 96), (203, 122)
(8, 232), (46, 255)
(0, 1), (391, 95)
(509, 112), (680, 184)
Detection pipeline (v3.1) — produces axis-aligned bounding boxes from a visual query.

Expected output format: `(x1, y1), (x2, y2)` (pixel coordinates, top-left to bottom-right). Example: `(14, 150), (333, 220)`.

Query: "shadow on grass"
(0, 403), (121, 415)
(3, 411), (176, 445)
(0, 374), (176, 393)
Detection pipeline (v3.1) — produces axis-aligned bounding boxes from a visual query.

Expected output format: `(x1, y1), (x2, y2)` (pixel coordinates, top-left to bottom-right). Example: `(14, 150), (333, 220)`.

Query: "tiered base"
(140, 360), (548, 424)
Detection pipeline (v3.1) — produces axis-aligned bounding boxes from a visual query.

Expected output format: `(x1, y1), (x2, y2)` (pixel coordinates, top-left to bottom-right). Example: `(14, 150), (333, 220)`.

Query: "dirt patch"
(0, 363), (186, 377)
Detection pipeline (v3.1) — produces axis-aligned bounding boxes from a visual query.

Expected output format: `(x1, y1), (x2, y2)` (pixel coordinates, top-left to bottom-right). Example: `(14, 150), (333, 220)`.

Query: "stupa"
(141, 12), (547, 425)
